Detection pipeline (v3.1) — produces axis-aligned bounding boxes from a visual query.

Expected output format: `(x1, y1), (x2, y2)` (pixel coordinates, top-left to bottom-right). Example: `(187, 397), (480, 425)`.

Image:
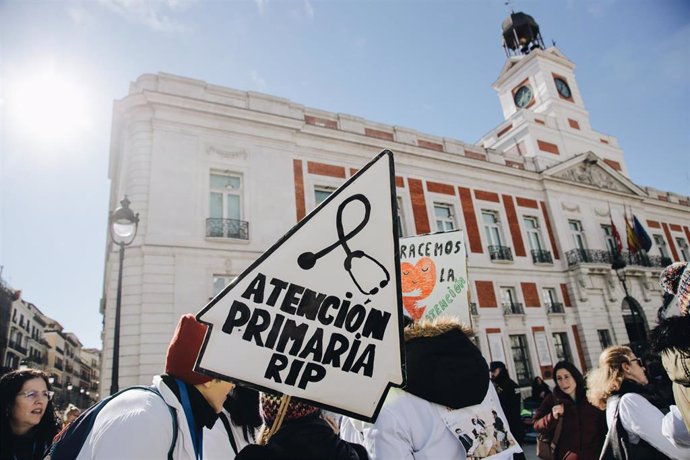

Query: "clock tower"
(480, 12), (627, 175)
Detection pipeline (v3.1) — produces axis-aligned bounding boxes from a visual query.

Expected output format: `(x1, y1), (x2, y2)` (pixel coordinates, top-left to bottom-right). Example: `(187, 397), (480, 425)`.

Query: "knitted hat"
(260, 393), (319, 424)
(660, 262), (690, 314)
(165, 314), (213, 385)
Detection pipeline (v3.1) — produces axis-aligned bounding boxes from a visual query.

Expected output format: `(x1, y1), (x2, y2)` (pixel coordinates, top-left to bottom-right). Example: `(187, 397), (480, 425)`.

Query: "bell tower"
(480, 11), (627, 175)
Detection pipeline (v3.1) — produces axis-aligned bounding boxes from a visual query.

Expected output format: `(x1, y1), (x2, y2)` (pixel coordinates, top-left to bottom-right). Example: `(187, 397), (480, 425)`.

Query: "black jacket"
(492, 370), (525, 443)
(236, 414), (368, 460)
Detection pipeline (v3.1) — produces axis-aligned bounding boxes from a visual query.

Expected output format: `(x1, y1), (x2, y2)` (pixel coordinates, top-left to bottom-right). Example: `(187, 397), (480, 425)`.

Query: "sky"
(1, 0), (688, 349)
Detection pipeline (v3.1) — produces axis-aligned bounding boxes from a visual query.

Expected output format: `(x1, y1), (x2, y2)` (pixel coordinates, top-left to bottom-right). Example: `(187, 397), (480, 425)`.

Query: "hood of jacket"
(403, 318), (489, 409)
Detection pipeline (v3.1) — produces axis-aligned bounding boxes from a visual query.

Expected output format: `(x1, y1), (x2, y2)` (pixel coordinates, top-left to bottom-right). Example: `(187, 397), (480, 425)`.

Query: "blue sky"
(1, 0), (688, 348)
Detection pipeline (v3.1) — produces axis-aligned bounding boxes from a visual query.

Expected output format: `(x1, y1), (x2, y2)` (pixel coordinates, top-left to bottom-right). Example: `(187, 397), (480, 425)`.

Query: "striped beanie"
(260, 393), (319, 424)
(660, 262), (690, 315)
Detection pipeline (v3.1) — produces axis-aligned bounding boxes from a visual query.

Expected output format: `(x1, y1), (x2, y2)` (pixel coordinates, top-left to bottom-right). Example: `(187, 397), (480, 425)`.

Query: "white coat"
(75, 376), (199, 460)
(204, 408), (256, 460)
(607, 393), (690, 459)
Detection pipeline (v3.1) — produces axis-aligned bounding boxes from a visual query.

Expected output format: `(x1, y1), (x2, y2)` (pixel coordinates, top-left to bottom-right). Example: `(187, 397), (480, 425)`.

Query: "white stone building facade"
(101, 27), (690, 396)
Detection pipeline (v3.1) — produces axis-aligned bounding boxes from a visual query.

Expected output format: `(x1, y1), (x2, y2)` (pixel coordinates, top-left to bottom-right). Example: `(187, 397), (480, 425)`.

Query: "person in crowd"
(70, 314), (235, 459)
(530, 376), (552, 403)
(365, 317), (492, 459)
(62, 403), (81, 429)
(235, 393), (368, 460)
(0, 369), (61, 460)
(651, 261), (690, 447)
(533, 361), (605, 459)
(586, 345), (690, 459)
(205, 385), (262, 458)
(489, 361), (525, 447)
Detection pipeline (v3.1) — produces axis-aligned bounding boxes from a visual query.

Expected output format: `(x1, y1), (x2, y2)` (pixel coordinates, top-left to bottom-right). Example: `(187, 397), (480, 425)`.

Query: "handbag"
(536, 415), (563, 460)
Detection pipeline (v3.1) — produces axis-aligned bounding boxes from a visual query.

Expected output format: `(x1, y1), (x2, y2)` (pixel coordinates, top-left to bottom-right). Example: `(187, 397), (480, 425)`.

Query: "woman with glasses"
(0, 369), (60, 460)
(587, 345), (690, 459)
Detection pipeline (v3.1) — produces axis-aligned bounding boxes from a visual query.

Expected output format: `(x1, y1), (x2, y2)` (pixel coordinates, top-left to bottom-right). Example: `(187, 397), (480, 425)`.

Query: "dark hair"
(552, 361), (586, 401)
(0, 369), (60, 460)
(223, 385), (262, 444)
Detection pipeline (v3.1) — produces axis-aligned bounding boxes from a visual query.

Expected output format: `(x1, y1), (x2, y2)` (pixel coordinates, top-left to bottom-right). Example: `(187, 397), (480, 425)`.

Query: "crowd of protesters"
(1, 262), (688, 459)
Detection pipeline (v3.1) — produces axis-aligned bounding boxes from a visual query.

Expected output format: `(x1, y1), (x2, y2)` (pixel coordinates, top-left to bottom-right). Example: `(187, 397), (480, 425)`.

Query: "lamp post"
(109, 196), (139, 395)
(611, 255), (646, 344)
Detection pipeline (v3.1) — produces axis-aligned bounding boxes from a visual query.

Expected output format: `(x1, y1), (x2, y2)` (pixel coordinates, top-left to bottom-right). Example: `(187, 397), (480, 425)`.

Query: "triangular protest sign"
(196, 150), (405, 421)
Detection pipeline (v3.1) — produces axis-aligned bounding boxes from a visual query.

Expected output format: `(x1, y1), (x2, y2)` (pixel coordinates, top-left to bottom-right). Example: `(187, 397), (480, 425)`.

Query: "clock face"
(554, 78), (572, 98)
(514, 85), (533, 108)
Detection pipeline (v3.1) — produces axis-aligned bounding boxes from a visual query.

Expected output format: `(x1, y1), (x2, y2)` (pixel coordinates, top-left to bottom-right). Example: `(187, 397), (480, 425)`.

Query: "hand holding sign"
(195, 150), (405, 421)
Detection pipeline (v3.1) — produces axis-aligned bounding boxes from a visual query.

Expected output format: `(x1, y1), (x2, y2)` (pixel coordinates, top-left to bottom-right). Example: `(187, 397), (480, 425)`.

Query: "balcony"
(206, 218), (249, 240)
(566, 249), (670, 268)
(546, 302), (565, 314)
(8, 340), (27, 355)
(531, 249), (553, 264)
(54, 362), (64, 371)
(502, 302), (524, 315)
(489, 245), (513, 262)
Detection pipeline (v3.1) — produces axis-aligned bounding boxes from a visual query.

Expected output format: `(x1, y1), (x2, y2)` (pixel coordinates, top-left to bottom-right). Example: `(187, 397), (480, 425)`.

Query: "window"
(208, 173), (247, 239)
(314, 186), (336, 206)
(524, 216), (544, 251)
(677, 238), (689, 261)
(509, 335), (533, 385)
(552, 332), (573, 363)
(482, 211), (504, 246)
(654, 234), (669, 258)
(598, 329), (612, 349)
(542, 287), (563, 313)
(396, 197), (406, 237)
(601, 224), (617, 255)
(569, 220), (587, 250)
(434, 204), (456, 232)
(501, 287), (523, 314)
(212, 275), (235, 297)
(210, 173), (242, 221)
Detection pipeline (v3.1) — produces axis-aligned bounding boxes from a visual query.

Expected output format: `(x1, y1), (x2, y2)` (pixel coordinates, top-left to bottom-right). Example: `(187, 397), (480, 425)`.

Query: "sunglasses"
(17, 390), (54, 401)
(630, 358), (644, 367)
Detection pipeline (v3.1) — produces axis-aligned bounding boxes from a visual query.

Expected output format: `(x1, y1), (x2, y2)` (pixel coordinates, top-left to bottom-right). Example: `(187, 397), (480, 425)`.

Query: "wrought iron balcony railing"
(8, 340), (27, 355)
(489, 245), (513, 262)
(566, 249), (671, 268)
(470, 302), (478, 316)
(531, 249), (553, 264)
(206, 218), (249, 240)
(502, 302), (524, 315)
(54, 362), (64, 371)
(546, 302), (565, 314)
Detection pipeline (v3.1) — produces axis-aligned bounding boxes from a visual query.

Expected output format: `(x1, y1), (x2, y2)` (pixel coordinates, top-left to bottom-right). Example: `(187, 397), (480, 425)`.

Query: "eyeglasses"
(630, 358), (645, 367)
(17, 390), (54, 401)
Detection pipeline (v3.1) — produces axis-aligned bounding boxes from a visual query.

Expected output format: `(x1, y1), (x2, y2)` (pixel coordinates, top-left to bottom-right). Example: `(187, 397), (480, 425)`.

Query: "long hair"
(223, 385), (262, 444)
(586, 346), (633, 410)
(0, 369), (60, 460)
(552, 361), (586, 401)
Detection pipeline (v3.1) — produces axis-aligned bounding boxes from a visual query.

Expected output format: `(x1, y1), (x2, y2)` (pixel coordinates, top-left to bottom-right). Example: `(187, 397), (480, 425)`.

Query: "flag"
(610, 217), (623, 255)
(632, 215), (652, 252)
(625, 212), (641, 253)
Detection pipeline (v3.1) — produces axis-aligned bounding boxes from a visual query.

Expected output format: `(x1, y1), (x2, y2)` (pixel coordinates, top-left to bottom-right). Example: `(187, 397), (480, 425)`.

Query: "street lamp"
(109, 196), (139, 395)
(611, 255), (646, 344)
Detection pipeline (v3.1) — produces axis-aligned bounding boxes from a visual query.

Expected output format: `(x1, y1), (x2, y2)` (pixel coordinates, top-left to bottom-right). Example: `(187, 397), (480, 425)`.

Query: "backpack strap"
(218, 412), (239, 455)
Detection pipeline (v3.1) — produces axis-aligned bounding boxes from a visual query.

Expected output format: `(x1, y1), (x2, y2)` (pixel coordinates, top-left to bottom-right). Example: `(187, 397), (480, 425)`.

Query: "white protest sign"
(196, 150), (405, 421)
(399, 231), (469, 324)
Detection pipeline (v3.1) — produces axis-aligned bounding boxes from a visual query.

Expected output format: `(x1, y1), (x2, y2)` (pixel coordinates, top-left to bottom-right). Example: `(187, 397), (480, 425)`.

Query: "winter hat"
(489, 361), (506, 372)
(260, 393), (319, 424)
(660, 262), (690, 315)
(165, 314), (213, 385)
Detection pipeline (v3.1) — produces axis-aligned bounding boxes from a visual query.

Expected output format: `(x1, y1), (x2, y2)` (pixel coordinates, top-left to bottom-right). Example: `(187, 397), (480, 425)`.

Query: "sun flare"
(6, 67), (94, 144)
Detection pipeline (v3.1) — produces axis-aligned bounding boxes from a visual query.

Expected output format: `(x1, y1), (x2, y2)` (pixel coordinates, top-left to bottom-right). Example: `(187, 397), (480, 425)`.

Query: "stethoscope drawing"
(297, 193), (390, 296)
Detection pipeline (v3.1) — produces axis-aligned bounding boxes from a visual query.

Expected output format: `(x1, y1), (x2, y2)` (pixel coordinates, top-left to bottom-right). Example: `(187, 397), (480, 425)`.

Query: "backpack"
(48, 386), (178, 460)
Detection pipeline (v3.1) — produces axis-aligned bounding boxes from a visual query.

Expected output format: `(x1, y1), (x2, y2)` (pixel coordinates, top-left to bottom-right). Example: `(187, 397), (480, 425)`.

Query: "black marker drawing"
(298, 194), (390, 296)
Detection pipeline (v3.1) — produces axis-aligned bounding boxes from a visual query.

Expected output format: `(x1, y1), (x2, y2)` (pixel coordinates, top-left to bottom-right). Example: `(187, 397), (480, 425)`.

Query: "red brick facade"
(459, 187), (483, 254)
(476, 281), (497, 308)
(521, 282), (541, 307)
(503, 194), (526, 257)
(408, 178), (430, 234)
